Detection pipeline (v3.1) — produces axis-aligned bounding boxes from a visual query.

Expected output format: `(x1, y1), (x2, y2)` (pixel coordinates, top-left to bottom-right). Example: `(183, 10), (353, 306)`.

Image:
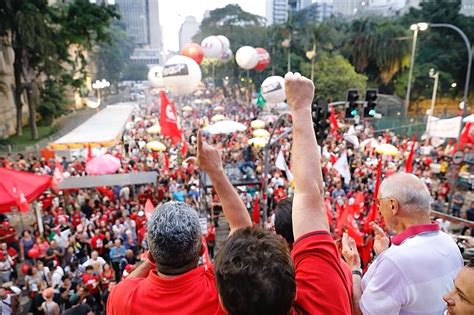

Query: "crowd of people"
(0, 72), (472, 315)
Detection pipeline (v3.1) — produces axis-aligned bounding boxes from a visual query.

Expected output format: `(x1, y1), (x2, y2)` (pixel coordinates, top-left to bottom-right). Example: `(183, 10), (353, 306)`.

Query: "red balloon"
(28, 247), (40, 259)
(181, 43), (204, 65)
(21, 262), (31, 274)
(254, 48), (270, 71)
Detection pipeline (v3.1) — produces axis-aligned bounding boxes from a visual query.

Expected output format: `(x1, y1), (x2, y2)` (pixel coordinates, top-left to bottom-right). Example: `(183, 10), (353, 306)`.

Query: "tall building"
(299, 2), (334, 22)
(179, 16), (200, 51)
(461, 0), (474, 16)
(0, 34), (18, 139)
(266, 0), (289, 24)
(115, 0), (162, 50)
(361, 0), (421, 16)
(333, 0), (363, 16)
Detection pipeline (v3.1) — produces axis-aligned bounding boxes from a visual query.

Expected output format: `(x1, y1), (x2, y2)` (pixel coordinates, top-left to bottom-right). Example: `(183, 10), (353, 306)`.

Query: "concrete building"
(0, 35), (19, 139)
(266, 0), (289, 24)
(333, 0), (363, 16)
(299, 2), (334, 22)
(461, 0), (474, 16)
(361, 0), (421, 16)
(115, 0), (162, 50)
(129, 48), (161, 67)
(179, 16), (200, 51)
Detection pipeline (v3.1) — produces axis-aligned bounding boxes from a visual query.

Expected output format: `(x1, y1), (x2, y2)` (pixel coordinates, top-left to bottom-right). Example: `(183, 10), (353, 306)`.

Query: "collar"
(391, 223), (440, 246)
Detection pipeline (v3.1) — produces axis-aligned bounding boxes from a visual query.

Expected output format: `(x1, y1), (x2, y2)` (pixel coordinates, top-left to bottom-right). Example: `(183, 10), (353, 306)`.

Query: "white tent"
(49, 103), (135, 150)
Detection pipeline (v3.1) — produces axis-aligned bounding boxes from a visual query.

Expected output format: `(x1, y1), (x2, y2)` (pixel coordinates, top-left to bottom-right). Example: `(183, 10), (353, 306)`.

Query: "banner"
(333, 152), (351, 185)
(427, 116), (462, 138)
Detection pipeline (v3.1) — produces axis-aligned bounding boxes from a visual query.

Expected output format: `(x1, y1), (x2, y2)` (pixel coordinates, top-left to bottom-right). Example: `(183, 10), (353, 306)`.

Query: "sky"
(158, 0), (266, 51)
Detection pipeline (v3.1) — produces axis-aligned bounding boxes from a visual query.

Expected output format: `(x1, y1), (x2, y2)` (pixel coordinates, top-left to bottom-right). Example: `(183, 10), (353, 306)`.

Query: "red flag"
(87, 144), (93, 162)
(405, 134), (416, 173)
(460, 122), (473, 148)
(252, 197), (260, 225)
(181, 141), (188, 157)
(329, 107), (339, 133)
(159, 91), (182, 142)
(353, 191), (365, 216)
(365, 155), (382, 230)
(336, 203), (349, 235)
(347, 214), (363, 246)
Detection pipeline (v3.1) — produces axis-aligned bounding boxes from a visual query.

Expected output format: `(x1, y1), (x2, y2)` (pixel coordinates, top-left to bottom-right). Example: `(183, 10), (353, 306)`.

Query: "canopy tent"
(49, 103), (135, 150)
(0, 168), (51, 213)
(56, 172), (158, 190)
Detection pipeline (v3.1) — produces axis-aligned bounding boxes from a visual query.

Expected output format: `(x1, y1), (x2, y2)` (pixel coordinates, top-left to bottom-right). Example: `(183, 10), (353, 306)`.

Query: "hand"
(342, 233), (361, 270)
(196, 130), (224, 175)
(284, 72), (314, 112)
(371, 222), (390, 255)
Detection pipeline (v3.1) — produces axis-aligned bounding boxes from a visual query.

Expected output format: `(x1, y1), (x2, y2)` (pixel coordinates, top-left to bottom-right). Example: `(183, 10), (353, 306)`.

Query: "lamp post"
(426, 68), (439, 138)
(91, 79), (110, 107)
(405, 22), (429, 116)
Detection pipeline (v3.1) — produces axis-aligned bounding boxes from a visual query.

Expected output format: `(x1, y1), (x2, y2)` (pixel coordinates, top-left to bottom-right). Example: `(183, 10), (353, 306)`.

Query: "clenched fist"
(284, 72), (314, 111)
(196, 130), (224, 175)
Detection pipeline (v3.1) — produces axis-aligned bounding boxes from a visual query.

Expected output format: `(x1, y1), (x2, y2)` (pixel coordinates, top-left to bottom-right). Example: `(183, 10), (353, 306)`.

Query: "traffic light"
(364, 89), (378, 117)
(311, 99), (329, 146)
(345, 89), (359, 118)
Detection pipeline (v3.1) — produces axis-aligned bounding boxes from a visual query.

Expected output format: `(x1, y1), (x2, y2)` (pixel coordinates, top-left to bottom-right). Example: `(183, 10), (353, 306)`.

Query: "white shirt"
(1, 295), (12, 315)
(360, 226), (463, 315)
(82, 257), (107, 273)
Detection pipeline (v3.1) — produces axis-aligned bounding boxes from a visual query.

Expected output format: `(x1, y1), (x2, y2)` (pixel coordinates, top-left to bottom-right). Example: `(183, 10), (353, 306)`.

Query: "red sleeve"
(291, 231), (353, 315)
(107, 277), (142, 315)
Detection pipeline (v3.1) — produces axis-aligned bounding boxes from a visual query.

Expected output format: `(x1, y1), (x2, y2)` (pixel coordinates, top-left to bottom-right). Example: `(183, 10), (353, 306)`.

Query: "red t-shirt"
(107, 266), (225, 315)
(290, 231), (353, 315)
(83, 273), (100, 295)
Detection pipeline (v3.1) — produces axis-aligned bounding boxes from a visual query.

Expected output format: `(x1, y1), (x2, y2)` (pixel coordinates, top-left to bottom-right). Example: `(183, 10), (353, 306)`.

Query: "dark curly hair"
(215, 227), (296, 315)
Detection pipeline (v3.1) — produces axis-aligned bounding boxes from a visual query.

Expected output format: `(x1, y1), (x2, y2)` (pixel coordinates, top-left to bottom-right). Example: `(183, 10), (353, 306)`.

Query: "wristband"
(352, 269), (363, 278)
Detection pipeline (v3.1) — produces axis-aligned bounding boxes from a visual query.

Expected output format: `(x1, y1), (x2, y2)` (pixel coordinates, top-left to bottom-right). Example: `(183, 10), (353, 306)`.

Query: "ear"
(147, 251), (156, 264)
(390, 198), (399, 215)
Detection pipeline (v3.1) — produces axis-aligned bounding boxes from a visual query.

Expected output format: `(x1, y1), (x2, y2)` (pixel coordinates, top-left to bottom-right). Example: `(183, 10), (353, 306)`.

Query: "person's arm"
(342, 233), (363, 315)
(126, 259), (153, 279)
(197, 130), (252, 233)
(285, 72), (327, 239)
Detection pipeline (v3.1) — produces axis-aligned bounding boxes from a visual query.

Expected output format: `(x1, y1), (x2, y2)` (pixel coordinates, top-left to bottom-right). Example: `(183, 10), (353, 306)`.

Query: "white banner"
(427, 116), (462, 138)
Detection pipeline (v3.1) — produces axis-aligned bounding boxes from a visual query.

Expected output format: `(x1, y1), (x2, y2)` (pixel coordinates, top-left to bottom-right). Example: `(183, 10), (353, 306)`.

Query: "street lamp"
(426, 68), (439, 137)
(405, 23), (428, 116)
(91, 79), (110, 107)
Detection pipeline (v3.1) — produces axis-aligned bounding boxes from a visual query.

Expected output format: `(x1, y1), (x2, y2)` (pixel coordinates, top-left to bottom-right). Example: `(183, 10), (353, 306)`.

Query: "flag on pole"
(344, 125), (359, 149)
(252, 197), (260, 225)
(365, 155), (382, 230)
(405, 134), (417, 173)
(347, 213), (363, 246)
(329, 107), (339, 133)
(460, 122), (473, 148)
(159, 91), (182, 143)
(333, 152), (351, 185)
(275, 149), (294, 181)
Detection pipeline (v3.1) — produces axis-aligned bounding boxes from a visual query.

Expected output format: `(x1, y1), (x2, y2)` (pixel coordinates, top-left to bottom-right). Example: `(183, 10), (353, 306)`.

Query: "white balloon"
(147, 65), (164, 88)
(217, 35), (230, 51)
(163, 55), (202, 96)
(201, 36), (223, 59)
(261, 76), (286, 104)
(235, 46), (259, 70)
(219, 48), (233, 63)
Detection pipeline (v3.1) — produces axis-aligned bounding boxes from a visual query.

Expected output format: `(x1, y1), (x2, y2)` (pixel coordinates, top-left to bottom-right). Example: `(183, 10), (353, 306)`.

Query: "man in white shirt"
(343, 172), (463, 315)
(82, 250), (107, 273)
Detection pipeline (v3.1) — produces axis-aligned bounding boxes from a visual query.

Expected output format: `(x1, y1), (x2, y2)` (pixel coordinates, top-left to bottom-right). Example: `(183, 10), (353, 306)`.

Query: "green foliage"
(38, 79), (68, 125)
(301, 52), (368, 100)
(95, 21), (135, 85)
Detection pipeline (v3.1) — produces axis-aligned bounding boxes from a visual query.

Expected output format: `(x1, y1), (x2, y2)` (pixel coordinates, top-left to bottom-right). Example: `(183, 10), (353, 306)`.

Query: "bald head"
(379, 172), (431, 215)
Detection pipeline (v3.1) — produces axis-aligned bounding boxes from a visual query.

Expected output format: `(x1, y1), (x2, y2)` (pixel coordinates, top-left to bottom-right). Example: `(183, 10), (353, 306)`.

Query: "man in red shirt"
(214, 73), (353, 314)
(82, 265), (101, 312)
(107, 130), (253, 315)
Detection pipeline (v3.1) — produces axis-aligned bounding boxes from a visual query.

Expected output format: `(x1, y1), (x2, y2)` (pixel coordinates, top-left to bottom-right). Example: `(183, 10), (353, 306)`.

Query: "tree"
(301, 52), (367, 100)
(0, 0), (117, 139)
(122, 63), (148, 81)
(95, 21), (135, 86)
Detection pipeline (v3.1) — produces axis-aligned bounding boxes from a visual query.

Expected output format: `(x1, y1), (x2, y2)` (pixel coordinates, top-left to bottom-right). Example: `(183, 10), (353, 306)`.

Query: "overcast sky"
(158, 0), (266, 51)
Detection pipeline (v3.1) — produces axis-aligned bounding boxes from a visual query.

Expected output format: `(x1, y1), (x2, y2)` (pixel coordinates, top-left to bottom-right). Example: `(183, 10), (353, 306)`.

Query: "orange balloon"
(181, 43), (204, 64)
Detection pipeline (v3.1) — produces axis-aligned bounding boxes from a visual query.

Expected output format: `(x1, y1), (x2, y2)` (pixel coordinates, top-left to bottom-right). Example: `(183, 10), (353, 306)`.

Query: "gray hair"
(379, 172), (432, 214)
(147, 202), (202, 275)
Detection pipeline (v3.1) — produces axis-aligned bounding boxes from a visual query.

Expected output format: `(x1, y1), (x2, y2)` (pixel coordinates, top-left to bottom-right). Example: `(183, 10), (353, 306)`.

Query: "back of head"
(147, 202), (201, 275)
(379, 172), (432, 215)
(215, 227), (296, 315)
(274, 198), (294, 246)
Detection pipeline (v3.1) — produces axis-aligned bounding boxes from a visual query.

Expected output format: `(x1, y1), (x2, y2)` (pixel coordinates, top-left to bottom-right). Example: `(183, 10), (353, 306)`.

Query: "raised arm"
(197, 130), (252, 233)
(285, 72), (328, 239)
